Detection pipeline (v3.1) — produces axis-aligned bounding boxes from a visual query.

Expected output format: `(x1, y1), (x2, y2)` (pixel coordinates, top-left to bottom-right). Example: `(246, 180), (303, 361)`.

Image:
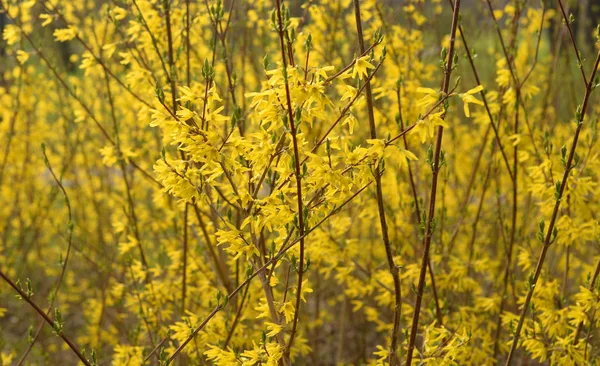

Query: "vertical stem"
(185, 0), (191, 86)
(353, 1), (401, 363)
(182, 204), (188, 312)
(0, 269), (91, 366)
(397, 87), (443, 326)
(164, 0), (191, 316)
(505, 51), (600, 365)
(273, 0), (304, 360)
(405, 0), (461, 364)
(163, 0), (178, 108)
(573, 249), (600, 343)
(17, 148), (75, 365)
(493, 88), (520, 359)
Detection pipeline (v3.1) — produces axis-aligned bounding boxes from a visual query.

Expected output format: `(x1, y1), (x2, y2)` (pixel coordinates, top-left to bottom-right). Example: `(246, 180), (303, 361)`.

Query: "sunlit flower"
(460, 85), (484, 117)
(352, 55), (375, 79)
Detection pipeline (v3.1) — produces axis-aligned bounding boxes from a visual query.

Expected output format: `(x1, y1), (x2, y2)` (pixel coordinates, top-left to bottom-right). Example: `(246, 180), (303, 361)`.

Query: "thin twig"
(505, 50), (600, 366)
(405, 1), (461, 364)
(353, 1), (400, 363)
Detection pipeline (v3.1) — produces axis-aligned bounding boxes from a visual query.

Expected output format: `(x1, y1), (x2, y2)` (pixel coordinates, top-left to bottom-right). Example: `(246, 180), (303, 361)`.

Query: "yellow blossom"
(112, 6), (127, 20)
(16, 50), (29, 64)
(265, 322), (284, 337)
(53, 26), (78, 42)
(459, 85), (484, 117)
(352, 55), (375, 80)
(411, 111), (448, 143)
(2, 25), (20, 46)
(39, 13), (55, 27)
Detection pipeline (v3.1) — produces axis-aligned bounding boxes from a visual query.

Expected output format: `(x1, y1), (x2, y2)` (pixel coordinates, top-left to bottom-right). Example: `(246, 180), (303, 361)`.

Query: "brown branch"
(17, 146), (76, 365)
(0, 269), (91, 366)
(353, 1), (400, 363)
(505, 50), (600, 365)
(273, 0), (306, 359)
(165, 179), (375, 363)
(405, 0), (461, 364)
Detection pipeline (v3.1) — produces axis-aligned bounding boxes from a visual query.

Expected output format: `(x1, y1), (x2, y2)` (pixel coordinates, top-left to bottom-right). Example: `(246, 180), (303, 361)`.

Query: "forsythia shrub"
(1, 0), (600, 365)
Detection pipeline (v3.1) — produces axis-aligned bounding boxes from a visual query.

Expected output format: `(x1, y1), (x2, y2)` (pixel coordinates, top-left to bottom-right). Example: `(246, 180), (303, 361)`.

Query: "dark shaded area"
(548, 0), (600, 51)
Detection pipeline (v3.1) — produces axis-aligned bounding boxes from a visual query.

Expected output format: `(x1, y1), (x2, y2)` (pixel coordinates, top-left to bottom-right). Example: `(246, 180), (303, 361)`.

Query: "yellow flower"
(112, 6), (127, 20)
(265, 322), (284, 337)
(118, 235), (138, 256)
(396, 146), (418, 169)
(416, 87), (441, 109)
(0, 352), (15, 366)
(53, 26), (78, 42)
(411, 111), (448, 143)
(460, 85), (484, 117)
(352, 55), (375, 79)
(16, 50), (29, 64)
(102, 43), (117, 59)
(373, 345), (389, 363)
(2, 25), (20, 46)
(39, 14), (55, 27)
(204, 344), (224, 361)
(508, 133), (521, 146)
(119, 51), (132, 65)
(280, 301), (295, 323)
(342, 114), (357, 134)
(99, 145), (117, 166)
(241, 346), (261, 365)
(340, 83), (358, 102)
(79, 52), (96, 74)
